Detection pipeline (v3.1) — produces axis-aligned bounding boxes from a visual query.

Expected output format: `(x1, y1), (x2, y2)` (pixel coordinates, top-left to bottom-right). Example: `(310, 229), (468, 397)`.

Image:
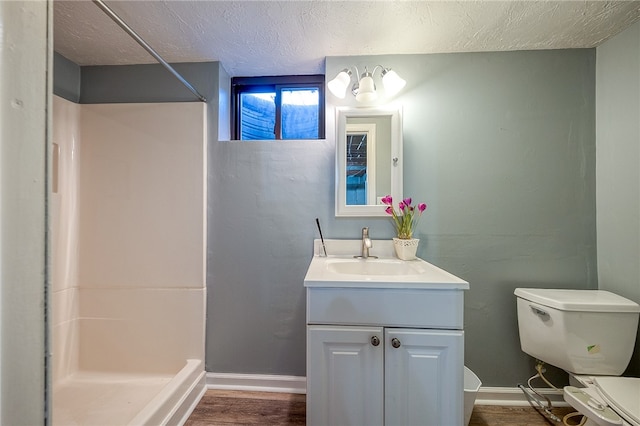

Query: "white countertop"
(304, 239), (469, 290)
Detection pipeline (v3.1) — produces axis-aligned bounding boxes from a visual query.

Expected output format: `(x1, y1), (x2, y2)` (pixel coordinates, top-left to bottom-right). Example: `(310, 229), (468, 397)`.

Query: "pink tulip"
(382, 196), (427, 239)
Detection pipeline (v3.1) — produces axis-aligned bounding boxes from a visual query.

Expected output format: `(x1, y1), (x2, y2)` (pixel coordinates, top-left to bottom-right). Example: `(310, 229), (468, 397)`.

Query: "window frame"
(231, 75), (325, 140)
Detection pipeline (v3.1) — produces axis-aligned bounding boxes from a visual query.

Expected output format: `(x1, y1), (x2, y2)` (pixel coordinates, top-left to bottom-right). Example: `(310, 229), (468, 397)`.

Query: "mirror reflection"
(346, 123), (375, 205)
(336, 107), (402, 217)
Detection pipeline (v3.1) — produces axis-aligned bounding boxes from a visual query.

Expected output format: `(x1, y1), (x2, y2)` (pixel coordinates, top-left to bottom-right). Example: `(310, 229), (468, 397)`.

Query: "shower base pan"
(53, 359), (205, 426)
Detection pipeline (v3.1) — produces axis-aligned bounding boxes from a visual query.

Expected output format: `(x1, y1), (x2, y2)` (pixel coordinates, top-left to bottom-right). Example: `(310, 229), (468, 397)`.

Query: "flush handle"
(391, 338), (401, 348)
(371, 336), (380, 347)
(530, 305), (549, 318)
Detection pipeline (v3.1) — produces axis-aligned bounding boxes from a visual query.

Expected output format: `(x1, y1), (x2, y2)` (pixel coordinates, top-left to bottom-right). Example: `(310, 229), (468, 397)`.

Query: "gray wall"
(54, 52), (81, 103)
(596, 21), (640, 376)
(80, 62), (218, 104)
(55, 48), (599, 386)
(207, 140), (333, 374)
(229, 49), (595, 386)
(327, 51), (598, 386)
(209, 49), (597, 385)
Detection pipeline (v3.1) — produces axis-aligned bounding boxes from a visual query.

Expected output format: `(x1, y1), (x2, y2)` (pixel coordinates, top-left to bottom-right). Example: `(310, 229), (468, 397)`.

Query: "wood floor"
(185, 390), (580, 425)
(186, 390), (305, 426)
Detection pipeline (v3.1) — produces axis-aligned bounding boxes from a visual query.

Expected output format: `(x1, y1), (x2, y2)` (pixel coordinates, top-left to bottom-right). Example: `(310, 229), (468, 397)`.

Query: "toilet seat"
(594, 377), (640, 426)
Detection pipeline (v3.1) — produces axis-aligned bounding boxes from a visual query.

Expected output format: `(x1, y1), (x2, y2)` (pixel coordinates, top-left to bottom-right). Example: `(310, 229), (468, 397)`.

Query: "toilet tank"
(515, 288), (640, 375)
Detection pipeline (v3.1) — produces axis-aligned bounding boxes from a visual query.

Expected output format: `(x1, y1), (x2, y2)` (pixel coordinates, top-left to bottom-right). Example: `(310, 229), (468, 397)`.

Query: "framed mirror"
(335, 106), (403, 217)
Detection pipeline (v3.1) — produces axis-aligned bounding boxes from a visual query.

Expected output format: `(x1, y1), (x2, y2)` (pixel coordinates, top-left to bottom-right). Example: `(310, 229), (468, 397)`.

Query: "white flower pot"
(393, 238), (419, 260)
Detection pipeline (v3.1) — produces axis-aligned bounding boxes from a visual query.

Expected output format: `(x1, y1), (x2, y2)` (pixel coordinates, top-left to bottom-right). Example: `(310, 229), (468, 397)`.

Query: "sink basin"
(326, 258), (426, 276)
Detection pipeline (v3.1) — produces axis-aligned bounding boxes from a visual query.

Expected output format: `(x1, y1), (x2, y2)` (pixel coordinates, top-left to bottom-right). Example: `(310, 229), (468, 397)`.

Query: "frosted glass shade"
(329, 66), (405, 102)
(382, 69), (406, 97)
(328, 70), (352, 99)
(355, 74), (377, 102)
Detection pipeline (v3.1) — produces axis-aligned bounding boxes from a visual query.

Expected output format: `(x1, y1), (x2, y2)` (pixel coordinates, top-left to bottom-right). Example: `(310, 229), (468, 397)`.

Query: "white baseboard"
(206, 372), (306, 394)
(206, 373), (568, 406)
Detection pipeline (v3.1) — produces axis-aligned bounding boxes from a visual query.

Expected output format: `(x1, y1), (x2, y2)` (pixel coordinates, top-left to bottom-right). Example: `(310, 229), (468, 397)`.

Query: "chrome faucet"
(355, 227), (377, 259)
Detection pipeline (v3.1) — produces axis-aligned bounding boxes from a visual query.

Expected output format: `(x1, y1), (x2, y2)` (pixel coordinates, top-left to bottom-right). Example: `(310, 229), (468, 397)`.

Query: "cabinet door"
(385, 328), (464, 426)
(307, 325), (384, 426)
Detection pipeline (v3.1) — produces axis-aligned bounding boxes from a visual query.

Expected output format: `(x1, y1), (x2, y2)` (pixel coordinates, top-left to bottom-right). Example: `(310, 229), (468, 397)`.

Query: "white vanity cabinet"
(304, 241), (469, 426)
(307, 324), (463, 426)
(307, 325), (385, 426)
(385, 328), (463, 426)
(305, 285), (466, 426)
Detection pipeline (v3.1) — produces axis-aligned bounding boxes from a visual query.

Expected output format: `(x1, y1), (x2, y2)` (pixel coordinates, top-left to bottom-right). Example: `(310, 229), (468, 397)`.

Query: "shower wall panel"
(77, 102), (207, 371)
(78, 287), (204, 373)
(52, 99), (206, 383)
(78, 103), (206, 289)
(52, 97), (207, 426)
(51, 96), (81, 383)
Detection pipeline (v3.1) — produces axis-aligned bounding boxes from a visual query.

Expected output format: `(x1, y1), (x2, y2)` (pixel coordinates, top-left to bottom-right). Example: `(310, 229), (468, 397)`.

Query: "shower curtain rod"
(92, 0), (207, 103)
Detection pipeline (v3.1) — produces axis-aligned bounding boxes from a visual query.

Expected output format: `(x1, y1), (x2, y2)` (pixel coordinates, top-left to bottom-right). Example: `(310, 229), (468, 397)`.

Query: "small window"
(232, 75), (325, 140)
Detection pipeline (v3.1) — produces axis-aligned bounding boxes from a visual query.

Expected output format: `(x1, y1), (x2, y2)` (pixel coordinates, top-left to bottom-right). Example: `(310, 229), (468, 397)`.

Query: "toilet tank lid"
(514, 288), (640, 312)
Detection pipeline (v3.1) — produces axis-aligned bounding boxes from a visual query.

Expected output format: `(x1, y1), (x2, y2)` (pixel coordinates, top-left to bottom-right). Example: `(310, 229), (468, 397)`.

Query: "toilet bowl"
(565, 376), (640, 426)
(514, 288), (640, 426)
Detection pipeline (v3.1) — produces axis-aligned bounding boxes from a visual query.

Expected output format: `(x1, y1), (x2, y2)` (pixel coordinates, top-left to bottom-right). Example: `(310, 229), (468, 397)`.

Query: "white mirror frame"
(335, 106), (403, 217)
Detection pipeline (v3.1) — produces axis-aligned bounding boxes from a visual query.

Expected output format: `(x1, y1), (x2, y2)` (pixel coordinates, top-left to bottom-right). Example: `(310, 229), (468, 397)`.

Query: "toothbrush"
(315, 218), (328, 256)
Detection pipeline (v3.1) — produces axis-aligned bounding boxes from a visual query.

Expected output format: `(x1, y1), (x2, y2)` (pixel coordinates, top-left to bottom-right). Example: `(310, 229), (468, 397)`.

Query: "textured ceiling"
(54, 1), (640, 77)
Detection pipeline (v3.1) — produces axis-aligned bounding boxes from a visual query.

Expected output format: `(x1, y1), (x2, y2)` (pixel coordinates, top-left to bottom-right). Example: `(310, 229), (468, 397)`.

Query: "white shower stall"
(51, 95), (207, 425)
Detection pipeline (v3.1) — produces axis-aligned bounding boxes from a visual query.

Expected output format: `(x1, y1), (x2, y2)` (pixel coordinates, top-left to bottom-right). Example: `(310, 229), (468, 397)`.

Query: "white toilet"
(515, 288), (640, 426)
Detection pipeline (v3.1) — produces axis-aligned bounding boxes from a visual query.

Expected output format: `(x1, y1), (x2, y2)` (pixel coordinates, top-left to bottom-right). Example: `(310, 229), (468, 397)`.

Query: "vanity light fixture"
(328, 65), (406, 102)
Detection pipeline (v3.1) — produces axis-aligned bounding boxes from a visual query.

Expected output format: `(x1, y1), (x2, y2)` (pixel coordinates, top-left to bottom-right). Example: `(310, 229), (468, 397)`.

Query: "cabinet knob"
(391, 338), (401, 348)
(371, 336), (380, 347)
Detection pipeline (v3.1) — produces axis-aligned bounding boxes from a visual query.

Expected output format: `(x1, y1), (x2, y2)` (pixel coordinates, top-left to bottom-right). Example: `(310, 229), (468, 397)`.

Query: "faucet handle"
(355, 227), (377, 259)
(362, 227), (372, 248)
